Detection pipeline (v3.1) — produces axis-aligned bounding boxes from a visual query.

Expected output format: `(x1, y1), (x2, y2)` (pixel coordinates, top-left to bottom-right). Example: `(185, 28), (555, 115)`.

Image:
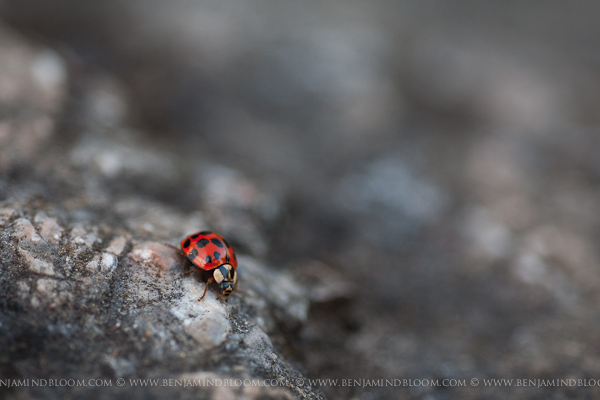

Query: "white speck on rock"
(16, 280), (30, 300)
(85, 253), (118, 274)
(0, 207), (16, 225)
(12, 218), (44, 243)
(30, 296), (41, 308)
(131, 247), (153, 261)
(171, 280), (231, 349)
(37, 215), (64, 245)
(183, 310), (230, 349)
(101, 253), (118, 273)
(19, 249), (56, 276)
(129, 242), (181, 274)
(36, 278), (56, 296)
(85, 256), (99, 273)
(70, 225), (98, 246)
(105, 236), (127, 255)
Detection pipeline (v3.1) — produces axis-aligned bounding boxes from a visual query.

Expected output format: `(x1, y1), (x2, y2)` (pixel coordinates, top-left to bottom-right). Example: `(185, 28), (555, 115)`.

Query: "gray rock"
(0, 24), (324, 400)
(5, 2), (600, 399)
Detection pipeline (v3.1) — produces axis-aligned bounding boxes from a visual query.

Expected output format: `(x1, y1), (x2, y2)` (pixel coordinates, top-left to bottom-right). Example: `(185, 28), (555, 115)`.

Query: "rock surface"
(3, 2), (600, 399)
(0, 22), (323, 400)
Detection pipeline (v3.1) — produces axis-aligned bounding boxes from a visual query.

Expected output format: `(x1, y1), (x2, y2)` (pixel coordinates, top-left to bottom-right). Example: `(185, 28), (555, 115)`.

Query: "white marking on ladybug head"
(213, 266), (226, 284)
(214, 264), (236, 297)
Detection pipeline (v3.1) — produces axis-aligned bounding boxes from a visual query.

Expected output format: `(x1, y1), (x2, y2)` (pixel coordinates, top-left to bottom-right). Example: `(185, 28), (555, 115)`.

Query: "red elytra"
(180, 231), (238, 302)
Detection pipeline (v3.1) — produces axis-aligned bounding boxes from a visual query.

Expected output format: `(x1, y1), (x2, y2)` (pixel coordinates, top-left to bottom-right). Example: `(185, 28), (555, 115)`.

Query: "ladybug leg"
(181, 269), (200, 277)
(216, 292), (227, 302)
(164, 243), (180, 251)
(215, 291), (241, 303)
(216, 292), (240, 302)
(198, 277), (215, 301)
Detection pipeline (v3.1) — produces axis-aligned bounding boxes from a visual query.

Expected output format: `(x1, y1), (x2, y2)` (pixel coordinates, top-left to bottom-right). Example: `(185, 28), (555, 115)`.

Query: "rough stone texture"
(3, 2), (600, 399)
(1, 204), (319, 399)
(0, 20), (322, 400)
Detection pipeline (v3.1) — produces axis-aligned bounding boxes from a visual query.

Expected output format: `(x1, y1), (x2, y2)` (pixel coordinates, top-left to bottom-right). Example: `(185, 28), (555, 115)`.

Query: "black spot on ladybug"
(233, 253), (237, 262)
(197, 238), (209, 247)
(190, 233), (200, 239)
(187, 248), (198, 261)
(183, 238), (191, 248)
(206, 255), (213, 263)
(199, 230), (213, 235)
(211, 238), (224, 247)
(213, 251), (221, 260)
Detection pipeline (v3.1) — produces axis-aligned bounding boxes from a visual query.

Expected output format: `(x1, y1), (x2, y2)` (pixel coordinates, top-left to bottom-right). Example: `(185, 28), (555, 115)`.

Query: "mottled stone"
(105, 235), (127, 256)
(85, 253), (118, 274)
(36, 214), (64, 245)
(36, 278), (56, 296)
(12, 218), (44, 244)
(16, 280), (30, 300)
(0, 18), (324, 400)
(243, 326), (276, 369)
(129, 241), (183, 274)
(19, 249), (56, 277)
(70, 225), (98, 247)
(239, 256), (310, 329)
(182, 310), (230, 349)
(170, 278), (230, 349)
(0, 207), (16, 225)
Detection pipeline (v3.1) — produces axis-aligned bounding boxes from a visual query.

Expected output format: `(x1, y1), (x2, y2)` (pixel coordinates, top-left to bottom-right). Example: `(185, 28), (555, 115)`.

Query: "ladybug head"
(220, 281), (234, 296)
(213, 264), (237, 301)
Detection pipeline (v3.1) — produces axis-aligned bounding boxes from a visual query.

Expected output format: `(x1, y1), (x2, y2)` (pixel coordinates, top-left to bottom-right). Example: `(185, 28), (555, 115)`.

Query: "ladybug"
(181, 231), (238, 302)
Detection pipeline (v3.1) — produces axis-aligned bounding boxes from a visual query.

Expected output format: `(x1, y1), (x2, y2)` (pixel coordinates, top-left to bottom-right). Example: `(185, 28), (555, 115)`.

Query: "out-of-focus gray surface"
(2, 1), (600, 399)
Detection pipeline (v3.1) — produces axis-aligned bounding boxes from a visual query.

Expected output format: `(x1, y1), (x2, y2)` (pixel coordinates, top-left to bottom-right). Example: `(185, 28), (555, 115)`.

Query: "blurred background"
(3, 1), (600, 398)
